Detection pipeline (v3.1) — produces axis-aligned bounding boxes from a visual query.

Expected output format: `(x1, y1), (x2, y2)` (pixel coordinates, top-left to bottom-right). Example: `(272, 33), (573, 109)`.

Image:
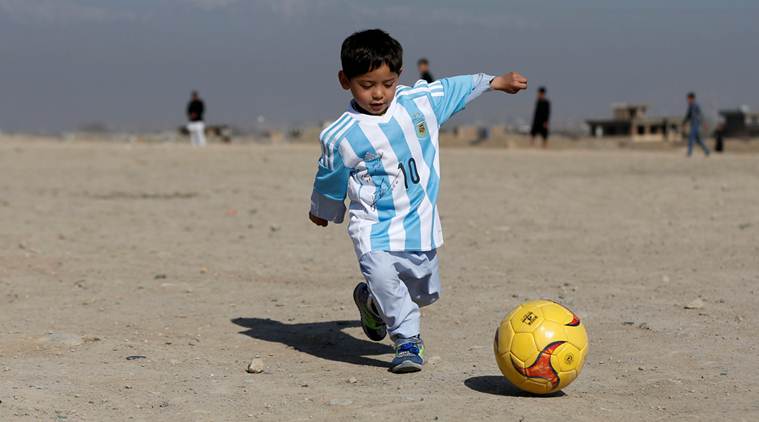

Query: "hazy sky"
(0, 0), (757, 132)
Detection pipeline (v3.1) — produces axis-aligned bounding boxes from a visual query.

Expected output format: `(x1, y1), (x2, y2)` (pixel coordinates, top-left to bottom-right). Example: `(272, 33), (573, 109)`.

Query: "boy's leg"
(359, 251), (438, 373)
(399, 250), (440, 309)
(359, 251), (421, 340)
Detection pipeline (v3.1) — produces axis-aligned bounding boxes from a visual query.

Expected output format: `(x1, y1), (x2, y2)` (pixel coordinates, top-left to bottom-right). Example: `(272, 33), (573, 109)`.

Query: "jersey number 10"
(397, 158), (421, 189)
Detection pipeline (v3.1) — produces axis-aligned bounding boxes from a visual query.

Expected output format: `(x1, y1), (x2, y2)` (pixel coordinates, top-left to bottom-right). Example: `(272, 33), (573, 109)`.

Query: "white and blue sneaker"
(390, 336), (425, 373)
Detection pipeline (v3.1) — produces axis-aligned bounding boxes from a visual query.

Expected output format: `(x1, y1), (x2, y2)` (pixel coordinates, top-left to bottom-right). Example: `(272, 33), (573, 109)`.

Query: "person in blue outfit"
(683, 92), (710, 157)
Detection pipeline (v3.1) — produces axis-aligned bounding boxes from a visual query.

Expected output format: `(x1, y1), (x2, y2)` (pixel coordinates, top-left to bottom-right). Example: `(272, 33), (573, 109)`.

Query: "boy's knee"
(364, 268), (400, 296)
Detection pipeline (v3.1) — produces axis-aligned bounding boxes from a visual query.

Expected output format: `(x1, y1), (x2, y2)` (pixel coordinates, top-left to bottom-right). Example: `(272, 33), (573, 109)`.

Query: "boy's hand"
(491, 72), (528, 94)
(309, 212), (328, 227)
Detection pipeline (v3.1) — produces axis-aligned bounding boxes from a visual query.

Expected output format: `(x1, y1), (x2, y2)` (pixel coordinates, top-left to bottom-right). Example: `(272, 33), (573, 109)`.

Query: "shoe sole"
(353, 283), (387, 342)
(390, 360), (423, 373)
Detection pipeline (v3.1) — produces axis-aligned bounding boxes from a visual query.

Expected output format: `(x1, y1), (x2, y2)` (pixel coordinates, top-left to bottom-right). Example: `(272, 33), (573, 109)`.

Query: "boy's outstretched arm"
(427, 71), (527, 125)
(490, 71), (528, 94)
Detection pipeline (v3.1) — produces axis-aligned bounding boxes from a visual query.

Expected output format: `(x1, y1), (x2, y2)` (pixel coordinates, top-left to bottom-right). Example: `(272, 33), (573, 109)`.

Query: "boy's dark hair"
(341, 29), (403, 79)
(538, 86), (546, 94)
(687, 92), (695, 99)
(417, 57), (429, 66)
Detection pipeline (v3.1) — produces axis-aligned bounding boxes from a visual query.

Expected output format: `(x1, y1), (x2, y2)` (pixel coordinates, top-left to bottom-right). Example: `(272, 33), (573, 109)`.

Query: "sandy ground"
(1, 138), (758, 421)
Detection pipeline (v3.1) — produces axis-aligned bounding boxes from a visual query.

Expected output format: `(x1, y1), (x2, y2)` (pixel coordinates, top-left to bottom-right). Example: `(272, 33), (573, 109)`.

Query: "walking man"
(186, 91), (207, 147)
(682, 92), (709, 157)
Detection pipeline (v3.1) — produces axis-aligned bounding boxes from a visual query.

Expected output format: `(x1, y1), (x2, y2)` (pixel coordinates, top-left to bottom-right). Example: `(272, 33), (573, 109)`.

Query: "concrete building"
(719, 106), (759, 137)
(587, 103), (682, 142)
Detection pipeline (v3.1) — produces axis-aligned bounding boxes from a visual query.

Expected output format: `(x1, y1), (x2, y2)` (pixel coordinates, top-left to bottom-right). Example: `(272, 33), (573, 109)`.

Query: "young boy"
(308, 29), (527, 373)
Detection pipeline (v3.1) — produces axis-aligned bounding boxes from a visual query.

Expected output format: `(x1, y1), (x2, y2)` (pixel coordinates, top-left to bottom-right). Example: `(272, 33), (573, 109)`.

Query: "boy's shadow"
(231, 317), (393, 368)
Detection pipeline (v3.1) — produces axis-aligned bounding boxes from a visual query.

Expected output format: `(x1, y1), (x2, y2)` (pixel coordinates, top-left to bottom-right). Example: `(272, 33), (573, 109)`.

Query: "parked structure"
(586, 103), (682, 142)
(718, 106), (759, 137)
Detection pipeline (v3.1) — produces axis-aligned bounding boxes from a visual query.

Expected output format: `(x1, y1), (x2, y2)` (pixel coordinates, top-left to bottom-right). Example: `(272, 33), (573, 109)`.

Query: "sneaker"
(390, 336), (425, 373)
(353, 282), (387, 341)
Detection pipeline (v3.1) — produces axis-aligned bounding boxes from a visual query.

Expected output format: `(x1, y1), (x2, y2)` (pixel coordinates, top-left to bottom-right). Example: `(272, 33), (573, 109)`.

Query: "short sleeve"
(431, 75), (476, 125)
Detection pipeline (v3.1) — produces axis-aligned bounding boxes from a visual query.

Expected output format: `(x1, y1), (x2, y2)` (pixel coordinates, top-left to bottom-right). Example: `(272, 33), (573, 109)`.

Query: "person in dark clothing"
(530, 86), (550, 148)
(714, 120), (725, 153)
(682, 92), (709, 157)
(417, 58), (434, 83)
(187, 91), (204, 122)
(186, 91), (206, 147)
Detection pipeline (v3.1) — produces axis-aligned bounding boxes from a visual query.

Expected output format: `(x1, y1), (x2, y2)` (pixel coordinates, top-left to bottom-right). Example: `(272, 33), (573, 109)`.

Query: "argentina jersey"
(311, 74), (494, 258)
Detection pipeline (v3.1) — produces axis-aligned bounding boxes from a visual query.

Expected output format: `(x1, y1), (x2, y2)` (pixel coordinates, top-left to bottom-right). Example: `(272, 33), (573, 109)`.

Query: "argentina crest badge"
(415, 121), (427, 138)
(411, 111), (427, 138)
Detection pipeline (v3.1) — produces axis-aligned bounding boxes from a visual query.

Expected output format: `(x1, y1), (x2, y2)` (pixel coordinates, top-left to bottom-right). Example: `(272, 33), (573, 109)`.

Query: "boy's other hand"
(492, 72), (528, 94)
(309, 212), (328, 227)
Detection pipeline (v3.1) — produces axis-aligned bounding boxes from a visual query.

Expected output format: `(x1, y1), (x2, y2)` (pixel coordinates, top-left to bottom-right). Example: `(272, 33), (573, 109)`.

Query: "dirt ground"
(1, 138), (758, 421)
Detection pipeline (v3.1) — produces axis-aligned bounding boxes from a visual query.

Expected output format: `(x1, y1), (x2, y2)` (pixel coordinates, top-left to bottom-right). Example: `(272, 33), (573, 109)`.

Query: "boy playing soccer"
(308, 29), (527, 373)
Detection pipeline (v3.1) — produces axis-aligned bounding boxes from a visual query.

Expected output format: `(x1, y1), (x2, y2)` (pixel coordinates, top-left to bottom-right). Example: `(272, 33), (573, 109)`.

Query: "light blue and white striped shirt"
(311, 73), (493, 258)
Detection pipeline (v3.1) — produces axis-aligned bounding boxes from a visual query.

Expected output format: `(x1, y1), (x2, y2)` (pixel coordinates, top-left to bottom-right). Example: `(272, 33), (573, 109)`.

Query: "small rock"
(269, 224), (281, 233)
(200, 267), (208, 274)
(246, 358), (264, 374)
(126, 355), (146, 361)
(428, 355), (442, 365)
(738, 223), (751, 230)
(638, 322), (650, 330)
(638, 366), (645, 371)
(124, 385), (132, 389)
(328, 398), (352, 406)
(622, 321), (635, 326)
(154, 274), (167, 280)
(684, 298), (704, 309)
(720, 370), (728, 376)
(347, 377), (358, 384)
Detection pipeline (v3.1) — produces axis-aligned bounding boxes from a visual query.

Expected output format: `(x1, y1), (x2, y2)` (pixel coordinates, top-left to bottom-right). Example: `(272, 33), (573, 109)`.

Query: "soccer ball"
(494, 300), (588, 395)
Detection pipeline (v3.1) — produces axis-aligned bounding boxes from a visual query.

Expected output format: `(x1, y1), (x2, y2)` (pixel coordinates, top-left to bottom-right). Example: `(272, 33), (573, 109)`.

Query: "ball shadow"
(464, 375), (566, 398)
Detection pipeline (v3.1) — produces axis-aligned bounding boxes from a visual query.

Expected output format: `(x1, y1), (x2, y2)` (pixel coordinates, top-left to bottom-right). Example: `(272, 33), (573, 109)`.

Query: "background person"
(417, 57), (434, 83)
(682, 92), (709, 157)
(186, 91), (207, 147)
(530, 86), (551, 148)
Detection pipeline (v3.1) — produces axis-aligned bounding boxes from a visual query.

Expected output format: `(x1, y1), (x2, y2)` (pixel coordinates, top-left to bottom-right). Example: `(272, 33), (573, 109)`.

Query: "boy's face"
(339, 64), (401, 115)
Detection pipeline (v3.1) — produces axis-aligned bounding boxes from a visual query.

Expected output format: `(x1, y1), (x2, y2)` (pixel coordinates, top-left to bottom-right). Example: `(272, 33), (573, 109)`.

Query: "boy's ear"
(338, 70), (350, 90)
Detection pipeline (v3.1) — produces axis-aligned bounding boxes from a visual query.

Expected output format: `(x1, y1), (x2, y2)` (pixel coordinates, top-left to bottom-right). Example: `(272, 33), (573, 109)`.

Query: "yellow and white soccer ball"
(494, 300), (588, 395)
